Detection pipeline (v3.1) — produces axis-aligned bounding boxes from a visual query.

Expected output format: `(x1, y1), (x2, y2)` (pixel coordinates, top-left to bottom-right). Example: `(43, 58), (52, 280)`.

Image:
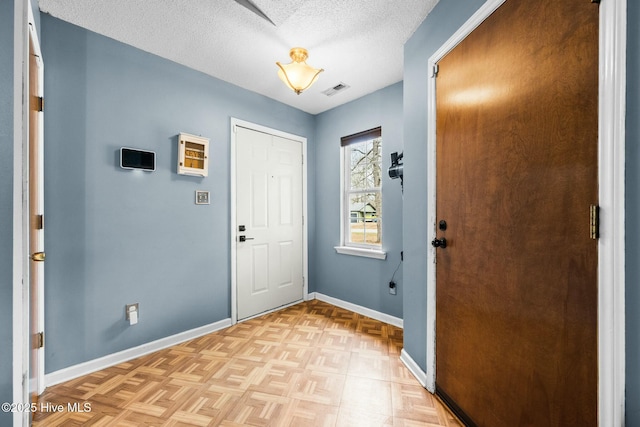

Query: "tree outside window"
(341, 128), (382, 248)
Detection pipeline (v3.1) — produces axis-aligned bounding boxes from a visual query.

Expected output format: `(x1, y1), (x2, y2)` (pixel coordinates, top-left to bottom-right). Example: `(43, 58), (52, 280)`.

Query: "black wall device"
(120, 147), (156, 171)
(388, 151), (404, 190)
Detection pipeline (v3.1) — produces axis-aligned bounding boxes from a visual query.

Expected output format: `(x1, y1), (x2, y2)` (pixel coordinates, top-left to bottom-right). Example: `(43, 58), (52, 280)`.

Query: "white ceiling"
(38, 0), (439, 115)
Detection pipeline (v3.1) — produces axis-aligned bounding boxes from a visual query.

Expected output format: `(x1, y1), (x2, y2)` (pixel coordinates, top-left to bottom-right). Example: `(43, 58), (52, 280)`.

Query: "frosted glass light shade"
(276, 48), (324, 95)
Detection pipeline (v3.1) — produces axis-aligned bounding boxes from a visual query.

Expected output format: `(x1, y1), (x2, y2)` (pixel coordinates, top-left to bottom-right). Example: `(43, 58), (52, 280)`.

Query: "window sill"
(334, 246), (387, 260)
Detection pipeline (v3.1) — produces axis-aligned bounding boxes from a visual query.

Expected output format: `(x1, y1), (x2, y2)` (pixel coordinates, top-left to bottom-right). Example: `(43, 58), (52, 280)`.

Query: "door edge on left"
(14, 2), (45, 425)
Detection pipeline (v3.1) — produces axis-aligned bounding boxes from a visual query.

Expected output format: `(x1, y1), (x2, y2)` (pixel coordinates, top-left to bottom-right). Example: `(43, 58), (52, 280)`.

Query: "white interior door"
(235, 126), (303, 320)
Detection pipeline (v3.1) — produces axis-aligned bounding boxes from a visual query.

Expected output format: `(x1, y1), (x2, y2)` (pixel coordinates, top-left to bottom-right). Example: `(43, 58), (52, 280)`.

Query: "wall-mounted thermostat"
(195, 191), (210, 205)
(178, 133), (209, 177)
(120, 147), (155, 171)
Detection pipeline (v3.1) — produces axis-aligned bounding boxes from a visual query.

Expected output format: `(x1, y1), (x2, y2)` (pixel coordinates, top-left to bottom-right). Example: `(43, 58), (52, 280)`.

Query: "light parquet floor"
(34, 300), (461, 427)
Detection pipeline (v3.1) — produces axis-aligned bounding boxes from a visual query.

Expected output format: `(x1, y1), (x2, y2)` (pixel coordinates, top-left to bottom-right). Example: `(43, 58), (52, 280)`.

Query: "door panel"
(434, 0), (598, 425)
(277, 241), (293, 286)
(278, 175), (293, 225)
(236, 127), (303, 320)
(251, 244), (269, 294)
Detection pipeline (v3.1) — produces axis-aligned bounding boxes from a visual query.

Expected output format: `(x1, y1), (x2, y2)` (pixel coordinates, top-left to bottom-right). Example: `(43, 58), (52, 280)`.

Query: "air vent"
(322, 82), (351, 97)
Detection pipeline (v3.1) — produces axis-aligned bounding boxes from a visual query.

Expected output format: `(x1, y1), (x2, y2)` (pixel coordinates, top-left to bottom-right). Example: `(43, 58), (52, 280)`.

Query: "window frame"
(334, 127), (387, 260)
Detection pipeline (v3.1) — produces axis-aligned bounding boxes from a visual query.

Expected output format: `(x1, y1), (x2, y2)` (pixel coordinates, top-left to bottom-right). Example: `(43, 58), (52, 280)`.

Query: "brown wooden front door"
(434, 0), (599, 426)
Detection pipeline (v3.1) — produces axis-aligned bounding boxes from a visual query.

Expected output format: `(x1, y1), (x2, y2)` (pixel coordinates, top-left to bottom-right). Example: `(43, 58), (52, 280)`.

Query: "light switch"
(195, 190), (210, 205)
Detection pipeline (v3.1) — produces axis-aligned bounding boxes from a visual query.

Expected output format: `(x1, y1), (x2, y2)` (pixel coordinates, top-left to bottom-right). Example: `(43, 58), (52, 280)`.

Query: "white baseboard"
(400, 348), (430, 391)
(45, 318), (232, 387)
(311, 292), (403, 329)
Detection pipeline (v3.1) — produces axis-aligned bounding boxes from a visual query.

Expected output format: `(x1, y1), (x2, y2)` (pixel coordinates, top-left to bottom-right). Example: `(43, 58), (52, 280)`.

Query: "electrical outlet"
(389, 281), (397, 295)
(125, 303), (139, 321)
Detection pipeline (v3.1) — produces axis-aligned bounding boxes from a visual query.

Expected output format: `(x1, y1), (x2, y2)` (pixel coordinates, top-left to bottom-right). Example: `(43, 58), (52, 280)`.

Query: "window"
(335, 127), (386, 259)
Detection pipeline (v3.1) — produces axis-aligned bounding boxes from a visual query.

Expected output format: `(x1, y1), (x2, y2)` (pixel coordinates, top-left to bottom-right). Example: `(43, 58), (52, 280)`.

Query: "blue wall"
(41, 15), (315, 372)
(626, 0), (640, 424)
(313, 83), (404, 319)
(401, 0), (485, 371)
(30, 0), (40, 36)
(0, 0), (14, 424)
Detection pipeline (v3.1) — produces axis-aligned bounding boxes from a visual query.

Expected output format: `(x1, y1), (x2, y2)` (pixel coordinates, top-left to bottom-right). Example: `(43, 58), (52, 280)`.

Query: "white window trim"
(335, 136), (387, 260)
(334, 245), (387, 260)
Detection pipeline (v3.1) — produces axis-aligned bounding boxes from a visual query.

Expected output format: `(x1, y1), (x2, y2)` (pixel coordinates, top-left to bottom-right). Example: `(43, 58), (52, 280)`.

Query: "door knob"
(239, 235), (254, 242)
(31, 252), (46, 262)
(431, 238), (447, 249)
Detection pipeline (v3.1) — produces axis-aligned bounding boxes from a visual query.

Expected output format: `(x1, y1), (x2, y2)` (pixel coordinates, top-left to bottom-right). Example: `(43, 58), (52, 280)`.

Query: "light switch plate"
(195, 190), (210, 205)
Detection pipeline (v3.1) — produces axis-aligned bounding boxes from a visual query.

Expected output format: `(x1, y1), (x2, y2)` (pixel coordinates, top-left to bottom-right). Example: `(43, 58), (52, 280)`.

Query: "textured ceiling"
(38, 0), (439, 115)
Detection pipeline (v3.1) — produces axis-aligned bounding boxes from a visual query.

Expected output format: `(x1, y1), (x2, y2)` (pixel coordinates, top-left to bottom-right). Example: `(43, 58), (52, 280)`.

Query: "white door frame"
(424, 1), (626, 426)
(14, 1), (46, 425)
(12, 0), (29, 425)
(230, 118), (309, 324)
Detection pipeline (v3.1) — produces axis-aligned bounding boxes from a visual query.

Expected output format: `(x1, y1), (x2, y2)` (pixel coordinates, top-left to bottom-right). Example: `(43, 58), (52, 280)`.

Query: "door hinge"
(432, 64), (439, 77)
(591, 0), (600, 4)
(32, 96), (44, 112)
(35, 214), (44, 230)
(590, 204), (599, 239)
(34, 332), (44, 349)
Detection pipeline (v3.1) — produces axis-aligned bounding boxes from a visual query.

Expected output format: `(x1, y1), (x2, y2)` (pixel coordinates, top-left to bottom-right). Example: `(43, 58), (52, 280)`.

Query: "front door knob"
(431, 238), (447, 249)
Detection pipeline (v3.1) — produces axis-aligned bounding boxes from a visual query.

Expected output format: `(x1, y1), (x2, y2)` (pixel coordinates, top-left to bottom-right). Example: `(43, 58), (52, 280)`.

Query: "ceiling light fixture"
(276, 48), (324, 95)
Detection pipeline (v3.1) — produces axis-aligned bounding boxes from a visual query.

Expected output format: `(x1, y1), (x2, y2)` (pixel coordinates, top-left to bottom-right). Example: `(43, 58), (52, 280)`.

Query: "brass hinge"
(31, 96), (44, 112)
(34, 332), (44, 349)
(590, 204), (599, 239)
(35, 214), (44, 230)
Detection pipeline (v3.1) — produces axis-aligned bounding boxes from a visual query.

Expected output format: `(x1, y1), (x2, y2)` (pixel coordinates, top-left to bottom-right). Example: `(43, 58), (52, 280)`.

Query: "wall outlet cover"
(125, 303), (139, 320)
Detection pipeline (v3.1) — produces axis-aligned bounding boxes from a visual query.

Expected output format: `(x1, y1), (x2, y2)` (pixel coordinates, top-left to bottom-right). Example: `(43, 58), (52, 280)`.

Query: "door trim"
(13, 0), (29, 424)
(424, 0), (626, 425)
(229, 118), (309, 324)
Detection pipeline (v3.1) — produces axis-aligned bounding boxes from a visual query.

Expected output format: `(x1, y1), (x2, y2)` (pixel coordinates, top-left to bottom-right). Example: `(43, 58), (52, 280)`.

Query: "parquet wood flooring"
(33, 300), (461, 426)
